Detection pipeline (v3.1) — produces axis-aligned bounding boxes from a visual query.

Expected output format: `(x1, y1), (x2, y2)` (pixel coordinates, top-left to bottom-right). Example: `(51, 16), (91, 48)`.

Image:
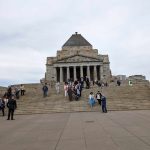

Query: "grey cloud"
(0, 0), (150, 86)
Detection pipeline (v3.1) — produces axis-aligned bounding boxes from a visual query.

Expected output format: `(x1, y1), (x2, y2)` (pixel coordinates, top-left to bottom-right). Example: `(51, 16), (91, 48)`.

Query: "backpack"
(43, 85), (48, 91)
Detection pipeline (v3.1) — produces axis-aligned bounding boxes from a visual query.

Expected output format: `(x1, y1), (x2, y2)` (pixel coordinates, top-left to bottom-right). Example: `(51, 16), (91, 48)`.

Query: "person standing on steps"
(117, 80), (121, 86)
(88, 92), (96, 109)
(64, 82), (68, 97)
(7, 86), (12, 99)
(129, 80), (133, 86)
(42, 83), (48, 97)
(20, 84), (25, 96)
(96, 91), (102, 106)
(101, 95), (107, 113)
(7, 96), (17, 120)
(68, 85), (73, 101)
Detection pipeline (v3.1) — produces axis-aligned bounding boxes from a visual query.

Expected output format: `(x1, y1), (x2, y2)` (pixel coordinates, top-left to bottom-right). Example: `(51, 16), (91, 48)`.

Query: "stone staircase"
(84, 83), (150, 111)
(1, 83), (150, 115)
(15, 84), (93, 114)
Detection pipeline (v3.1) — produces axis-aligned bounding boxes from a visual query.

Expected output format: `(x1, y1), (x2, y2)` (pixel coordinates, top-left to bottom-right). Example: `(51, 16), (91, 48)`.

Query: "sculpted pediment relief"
(57, 55), (100, 63)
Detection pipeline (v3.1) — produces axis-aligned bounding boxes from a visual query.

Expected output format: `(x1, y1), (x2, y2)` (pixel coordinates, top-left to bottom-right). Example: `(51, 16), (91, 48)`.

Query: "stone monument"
(45, 32), (111, 83)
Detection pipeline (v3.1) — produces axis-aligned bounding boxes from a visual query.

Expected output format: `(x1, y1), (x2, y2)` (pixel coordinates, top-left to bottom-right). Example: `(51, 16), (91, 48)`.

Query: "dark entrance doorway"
(97, 66), (100, 80)
(56, 67), (60, 82)
(76, 67), (80, 80)
(63, 67), (67, 82)
(70, 67), (73, 81)
(90, 66), (94, 81)
(83, 66), (87, 81)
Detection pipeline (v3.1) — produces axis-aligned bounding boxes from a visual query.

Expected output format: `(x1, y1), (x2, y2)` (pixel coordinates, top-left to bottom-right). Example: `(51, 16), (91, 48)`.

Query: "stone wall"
(56, 46), (99, 60)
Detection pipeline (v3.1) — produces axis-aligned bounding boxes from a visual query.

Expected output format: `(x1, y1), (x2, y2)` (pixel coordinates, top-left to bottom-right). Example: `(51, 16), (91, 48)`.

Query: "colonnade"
(55, 65), (103, 82)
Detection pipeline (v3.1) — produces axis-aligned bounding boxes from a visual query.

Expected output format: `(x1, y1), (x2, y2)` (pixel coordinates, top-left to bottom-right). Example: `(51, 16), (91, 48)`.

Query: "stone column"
(87, 66), (90, 81)
(67, 67), (70, 80)
(53, 67), (57, 82)
(74, 66), (76, 81)
(80, 66), (83, 78)
(94, 65), (97, 81)
(100, 65), (103, 80)
(60, 67), (63, 82)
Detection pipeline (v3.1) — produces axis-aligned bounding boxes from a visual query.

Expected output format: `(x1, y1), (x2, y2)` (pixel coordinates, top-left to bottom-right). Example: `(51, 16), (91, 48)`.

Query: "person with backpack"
(7, 96), (17, 120)
(0, 97), (5, 116)
(42, 83), (48, 97)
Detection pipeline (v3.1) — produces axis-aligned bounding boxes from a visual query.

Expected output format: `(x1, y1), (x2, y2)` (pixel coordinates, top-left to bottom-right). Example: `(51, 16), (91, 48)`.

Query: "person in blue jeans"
(88, 92), (96, 108)
(101, 96), (107, 113)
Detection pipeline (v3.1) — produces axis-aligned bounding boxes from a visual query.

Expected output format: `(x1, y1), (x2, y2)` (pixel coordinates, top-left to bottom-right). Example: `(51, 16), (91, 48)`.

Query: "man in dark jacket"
(7, 96), (17, 120)
(101, 96), (107, 113)
(42, 83), (48, 97)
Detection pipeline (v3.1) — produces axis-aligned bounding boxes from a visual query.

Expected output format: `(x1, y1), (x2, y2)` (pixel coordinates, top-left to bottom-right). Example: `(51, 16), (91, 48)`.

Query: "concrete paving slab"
(0, 110), (150, 150)
(85, 138), (120, 150)
(113, 136), (150, 150)
(56, 139), (86, 150)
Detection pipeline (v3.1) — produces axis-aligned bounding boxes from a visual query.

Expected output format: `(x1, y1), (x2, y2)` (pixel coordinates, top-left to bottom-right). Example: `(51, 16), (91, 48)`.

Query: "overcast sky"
(0, 0), (150, 87)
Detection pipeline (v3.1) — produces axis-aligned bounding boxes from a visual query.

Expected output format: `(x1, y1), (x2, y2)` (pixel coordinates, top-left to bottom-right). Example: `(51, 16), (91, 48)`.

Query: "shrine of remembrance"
(45, 32), (111, 83)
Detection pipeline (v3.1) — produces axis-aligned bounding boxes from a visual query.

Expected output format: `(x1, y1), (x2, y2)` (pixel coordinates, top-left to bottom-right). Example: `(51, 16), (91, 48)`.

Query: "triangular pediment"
(57, 55), (100, 63)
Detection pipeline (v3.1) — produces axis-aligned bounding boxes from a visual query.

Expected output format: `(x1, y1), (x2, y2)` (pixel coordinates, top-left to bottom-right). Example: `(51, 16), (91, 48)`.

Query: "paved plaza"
(0, 110), (150, 150)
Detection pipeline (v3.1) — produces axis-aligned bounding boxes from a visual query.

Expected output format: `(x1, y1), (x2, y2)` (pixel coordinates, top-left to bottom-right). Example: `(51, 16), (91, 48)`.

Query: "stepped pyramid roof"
(62, 32), (92, 47)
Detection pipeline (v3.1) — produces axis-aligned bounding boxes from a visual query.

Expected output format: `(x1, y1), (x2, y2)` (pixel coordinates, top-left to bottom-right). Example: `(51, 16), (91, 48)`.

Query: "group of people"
(42, 82), (60, 97)
(42, 78), (108, 113)
(0, 84), (25, 120)
(4, 84), (25, 100)
(89, 91), (107, 113)
(0, 94), (17, 120)
(57, 79), (108, 113)
(42, 79), (83, 101)
(64, 80), (83, 101)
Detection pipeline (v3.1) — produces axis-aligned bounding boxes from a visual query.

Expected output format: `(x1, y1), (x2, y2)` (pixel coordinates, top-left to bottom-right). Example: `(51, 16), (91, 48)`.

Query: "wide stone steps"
(13, 83), (150, 115)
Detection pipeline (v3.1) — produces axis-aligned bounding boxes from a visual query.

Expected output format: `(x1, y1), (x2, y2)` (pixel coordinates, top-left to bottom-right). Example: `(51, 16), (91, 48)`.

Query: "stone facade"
(45, 32), (111, 83)
(128, 75), (146, 80)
